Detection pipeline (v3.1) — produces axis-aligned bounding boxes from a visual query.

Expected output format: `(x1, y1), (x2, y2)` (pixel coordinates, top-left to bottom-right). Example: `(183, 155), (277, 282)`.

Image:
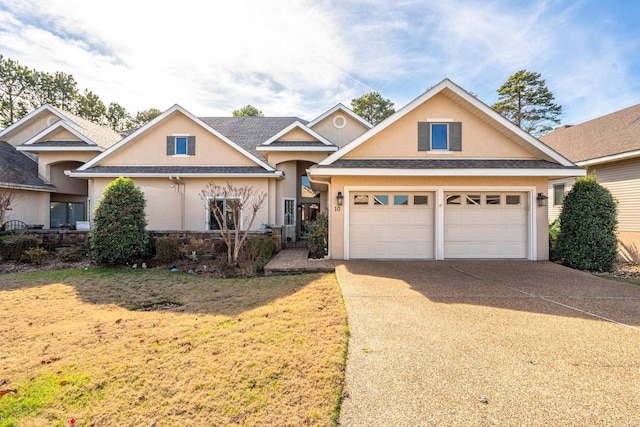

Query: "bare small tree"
(200, 183), (267, 264)
(0, 188), (20, 226)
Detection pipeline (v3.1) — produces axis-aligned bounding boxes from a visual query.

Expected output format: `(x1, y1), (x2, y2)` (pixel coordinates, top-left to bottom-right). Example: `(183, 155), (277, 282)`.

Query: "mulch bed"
(595, 262), (640, 280)
(0, 256), (244, 278)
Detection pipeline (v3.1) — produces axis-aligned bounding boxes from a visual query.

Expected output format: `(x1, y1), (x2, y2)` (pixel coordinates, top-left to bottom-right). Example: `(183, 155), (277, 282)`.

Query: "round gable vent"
(333, 115), (347, 129)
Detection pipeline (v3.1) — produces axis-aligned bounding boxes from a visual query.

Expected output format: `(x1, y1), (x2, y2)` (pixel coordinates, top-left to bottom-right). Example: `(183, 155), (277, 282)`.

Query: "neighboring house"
(0, 105), (122, 228)
(541, 104), (640, 261)
(0, 141), (56, 226)
(0, 79), (585, 260)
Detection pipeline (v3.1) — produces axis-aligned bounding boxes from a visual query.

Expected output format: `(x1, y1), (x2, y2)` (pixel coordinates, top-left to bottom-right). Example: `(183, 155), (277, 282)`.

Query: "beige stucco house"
(308, 79), (584, 260)
(1, 79), (585, 260)
(541, 104), (640, 261)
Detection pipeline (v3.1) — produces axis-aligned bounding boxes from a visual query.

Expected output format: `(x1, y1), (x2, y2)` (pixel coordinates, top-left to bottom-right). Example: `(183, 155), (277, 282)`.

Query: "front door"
(299, 202), (320, 240)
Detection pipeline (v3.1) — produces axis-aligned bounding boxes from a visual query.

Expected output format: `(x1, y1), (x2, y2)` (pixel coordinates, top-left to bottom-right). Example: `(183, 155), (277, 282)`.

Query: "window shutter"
(166, 136), (175, 155)
(450, 122), (462, 151)
(187, 136), (196, 155)
(418, 122), (430, 151)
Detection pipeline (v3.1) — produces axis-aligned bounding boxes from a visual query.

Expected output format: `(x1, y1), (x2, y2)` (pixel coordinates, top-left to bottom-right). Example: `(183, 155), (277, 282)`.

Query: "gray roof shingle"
(266, 140), (336, 147)
(20, 141), (100, 148)
(0, 141), (56, 190)
(317, 159), (580, 169)
(199, 117), (306, 158)
(76, 165), (277, 175)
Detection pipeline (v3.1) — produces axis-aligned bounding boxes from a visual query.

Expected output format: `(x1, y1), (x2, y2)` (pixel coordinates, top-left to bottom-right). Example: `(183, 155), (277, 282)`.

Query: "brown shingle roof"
(55, 108), (122, 149)
(540, 104), (640, 162)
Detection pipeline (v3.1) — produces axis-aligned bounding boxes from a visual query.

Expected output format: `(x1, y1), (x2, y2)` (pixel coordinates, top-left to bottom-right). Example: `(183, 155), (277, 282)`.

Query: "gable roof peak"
(319, 78), (574, 167)
(307, 103), (373, 129)
(77, 103), (277, 172)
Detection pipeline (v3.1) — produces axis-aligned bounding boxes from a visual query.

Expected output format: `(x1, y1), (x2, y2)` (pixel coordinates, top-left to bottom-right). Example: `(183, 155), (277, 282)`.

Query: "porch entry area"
(283, 163), (322, 248)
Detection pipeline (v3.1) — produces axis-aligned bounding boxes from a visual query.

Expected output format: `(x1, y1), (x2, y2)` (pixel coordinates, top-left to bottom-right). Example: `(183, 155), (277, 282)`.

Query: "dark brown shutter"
(450, 122), (462, 151)
(187, 136), (196, 155)
(166, 136), (175, 155)
(418, 122), (430, 151)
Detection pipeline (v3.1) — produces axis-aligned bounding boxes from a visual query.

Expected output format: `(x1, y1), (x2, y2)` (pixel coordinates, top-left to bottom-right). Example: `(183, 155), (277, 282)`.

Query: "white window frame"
(206, 197), (242, 231)
(553, 183), (565, 206)
(430, 123), (449, 151)
(283, 198), (296, 226)
(175, 136), (188, 156)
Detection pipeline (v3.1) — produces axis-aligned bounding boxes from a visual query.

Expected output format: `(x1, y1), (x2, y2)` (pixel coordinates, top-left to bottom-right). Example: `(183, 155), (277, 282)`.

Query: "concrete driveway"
(335, 261), (640, 426)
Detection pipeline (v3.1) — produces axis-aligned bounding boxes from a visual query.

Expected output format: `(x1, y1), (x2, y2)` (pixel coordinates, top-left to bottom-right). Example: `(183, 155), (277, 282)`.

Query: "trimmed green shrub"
(58, 247), (82, 262)
(155, 236), (180, 263)
(307, 213), (328, 259)
(0, 235), (39, 260)
(90, 177), (148, 266)
(23, 247), (48, 264)
(548, 219), (561, 261)
(243, 235), (275, 273)
(555, 175), (618, 271)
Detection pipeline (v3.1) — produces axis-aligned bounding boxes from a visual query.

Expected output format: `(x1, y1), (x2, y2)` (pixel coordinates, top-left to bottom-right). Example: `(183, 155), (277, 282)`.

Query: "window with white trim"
(208, 198), (239, 230)
(175, 136), (187, 155)
(418, 121), (462, 152)
(431, 124), (448, 150)
(553, 184), (565, 206)
(166, 135), (195, 156)
(284, 198), (296, 226)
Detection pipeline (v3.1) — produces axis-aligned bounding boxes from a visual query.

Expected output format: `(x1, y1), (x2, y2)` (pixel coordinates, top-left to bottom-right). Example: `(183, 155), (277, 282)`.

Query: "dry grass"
(0, 268), (348, 426)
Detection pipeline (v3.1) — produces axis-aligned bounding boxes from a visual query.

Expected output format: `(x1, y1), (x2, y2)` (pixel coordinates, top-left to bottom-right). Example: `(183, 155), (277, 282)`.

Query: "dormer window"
(166, 135), (195, 155)
(431, 124), (448, 150)
(175, 136), (187, 155)
(418, 121), (462, 152)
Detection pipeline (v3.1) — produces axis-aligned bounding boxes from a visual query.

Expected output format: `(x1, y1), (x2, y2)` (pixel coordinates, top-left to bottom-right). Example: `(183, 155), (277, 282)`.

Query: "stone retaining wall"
(18, 228), (283, 255)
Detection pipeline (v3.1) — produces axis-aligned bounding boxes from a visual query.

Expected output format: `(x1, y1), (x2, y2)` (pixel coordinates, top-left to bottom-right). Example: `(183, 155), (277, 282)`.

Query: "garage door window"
(394, 195), (409, 205)
(446, 195), (461, 205)
(506, 195), (521, 205)
(486, 195), (501, 205)
(374, 195), (388, 205)
(414, 195), (428, 205)
(466, 195), (481, 205)
(354, 195), (369, 205)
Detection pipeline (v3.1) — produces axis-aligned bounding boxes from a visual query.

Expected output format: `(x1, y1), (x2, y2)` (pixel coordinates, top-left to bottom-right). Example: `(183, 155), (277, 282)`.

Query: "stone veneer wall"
(19, 228), (283, 256)
(23, 230), (91, 253)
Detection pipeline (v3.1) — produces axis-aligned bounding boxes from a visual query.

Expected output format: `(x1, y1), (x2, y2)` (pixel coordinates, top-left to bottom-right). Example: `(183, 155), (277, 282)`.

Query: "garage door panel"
(350, 192), (434, 259)
(445, 192), (528, 259)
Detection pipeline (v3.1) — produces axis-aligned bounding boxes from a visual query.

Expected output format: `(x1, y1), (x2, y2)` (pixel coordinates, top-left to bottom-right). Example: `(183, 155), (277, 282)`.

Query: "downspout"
(169, 176), (185, 230)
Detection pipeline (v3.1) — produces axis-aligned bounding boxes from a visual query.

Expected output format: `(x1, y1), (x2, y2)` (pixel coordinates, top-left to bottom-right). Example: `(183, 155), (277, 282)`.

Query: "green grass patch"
(0, 368), (98, 427)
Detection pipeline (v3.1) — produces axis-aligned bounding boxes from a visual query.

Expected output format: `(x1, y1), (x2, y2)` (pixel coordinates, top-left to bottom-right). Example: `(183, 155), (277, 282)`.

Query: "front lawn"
(0, 268), (348, 426)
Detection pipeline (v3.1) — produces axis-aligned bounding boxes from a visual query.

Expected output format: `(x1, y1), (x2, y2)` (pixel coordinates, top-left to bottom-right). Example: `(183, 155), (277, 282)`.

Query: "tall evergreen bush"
(90, 177), (148, 265)
(555, 175), (617, 271)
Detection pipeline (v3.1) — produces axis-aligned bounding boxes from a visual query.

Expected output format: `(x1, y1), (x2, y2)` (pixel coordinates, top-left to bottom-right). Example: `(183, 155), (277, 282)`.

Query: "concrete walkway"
(336, 260), (640, 426)
(264, 248), (334, 275)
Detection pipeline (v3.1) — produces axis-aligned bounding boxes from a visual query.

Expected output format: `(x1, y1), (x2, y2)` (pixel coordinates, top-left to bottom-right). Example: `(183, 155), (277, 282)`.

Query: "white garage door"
(349, 192), (434, 259)
(444, 192), (528, 259)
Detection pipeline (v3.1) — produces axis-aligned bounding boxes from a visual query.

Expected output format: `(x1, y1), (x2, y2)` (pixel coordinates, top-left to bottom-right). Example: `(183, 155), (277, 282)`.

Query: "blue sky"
(0, 0), (638, 127)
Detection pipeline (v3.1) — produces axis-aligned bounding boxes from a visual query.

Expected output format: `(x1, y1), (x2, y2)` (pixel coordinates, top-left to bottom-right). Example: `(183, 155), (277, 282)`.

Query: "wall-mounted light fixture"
(537, 192), (549, 207)
(336, 191), (344, 206)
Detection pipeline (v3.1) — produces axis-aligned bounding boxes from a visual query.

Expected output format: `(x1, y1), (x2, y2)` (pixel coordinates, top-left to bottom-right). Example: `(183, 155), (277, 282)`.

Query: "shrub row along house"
(0, 79), (586, 260)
